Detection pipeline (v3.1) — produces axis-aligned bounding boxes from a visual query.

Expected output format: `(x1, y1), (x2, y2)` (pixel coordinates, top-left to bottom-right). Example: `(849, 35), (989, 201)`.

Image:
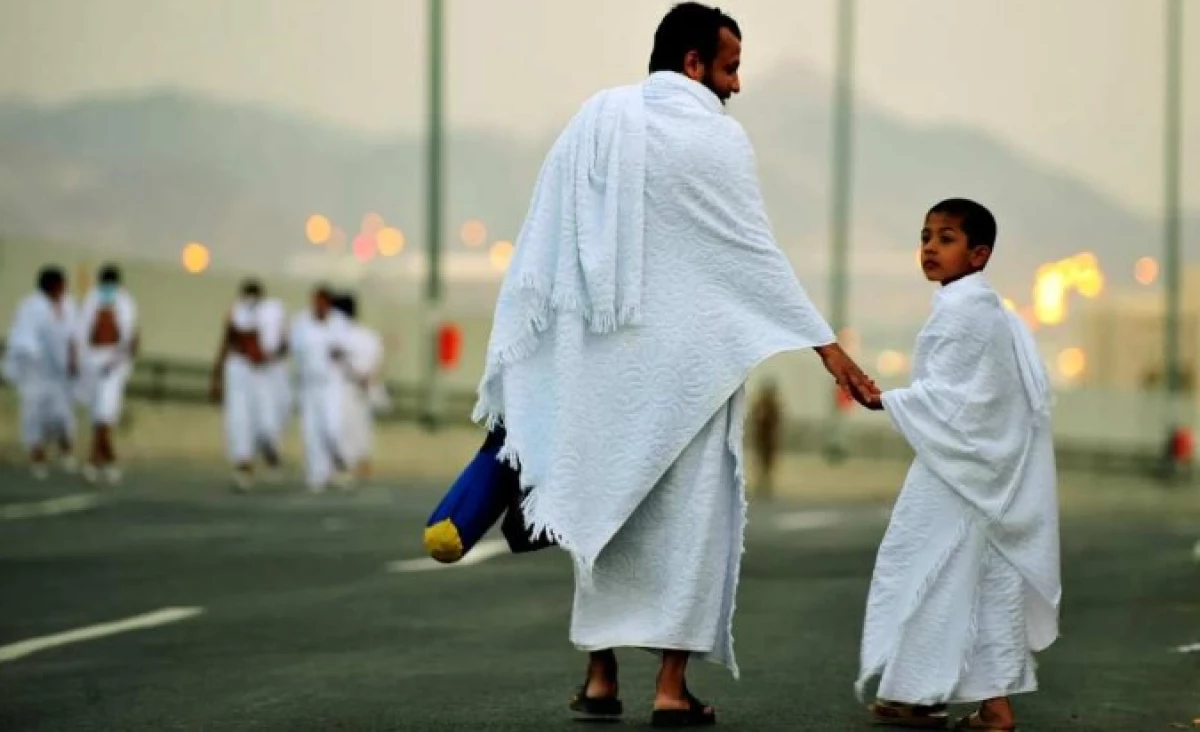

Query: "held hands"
(816, 343), (884, 411)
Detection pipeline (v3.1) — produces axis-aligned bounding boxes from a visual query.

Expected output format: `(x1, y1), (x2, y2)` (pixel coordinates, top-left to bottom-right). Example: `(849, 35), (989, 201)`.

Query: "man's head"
(920, 198), (997, 285)
(98, 264), (121, 301)
(649, 3), (742, 104)
(240, 278), (264, 304)
(312, 284), (334, 319)
(37, 266), (67, 301)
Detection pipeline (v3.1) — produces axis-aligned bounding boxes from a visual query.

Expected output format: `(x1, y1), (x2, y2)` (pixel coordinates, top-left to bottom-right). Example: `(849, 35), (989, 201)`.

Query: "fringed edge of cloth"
(470, 276), (643, 590)
(854, 513), (976, 703)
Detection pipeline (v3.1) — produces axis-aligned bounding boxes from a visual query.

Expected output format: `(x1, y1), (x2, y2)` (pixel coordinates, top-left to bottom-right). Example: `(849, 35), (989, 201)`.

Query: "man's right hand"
(815, 343), (881, 408)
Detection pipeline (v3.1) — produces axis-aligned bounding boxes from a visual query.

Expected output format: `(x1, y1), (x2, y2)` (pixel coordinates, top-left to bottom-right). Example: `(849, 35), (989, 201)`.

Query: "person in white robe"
(332, 293), (386, 480)
(857, 199), (1060, 732)
(290, 286), (354, 493)
(3, 266), (80, 479)
(209, 280), (289, 491)
(76, 264), (139, 485)
(472, 4), (877, 725)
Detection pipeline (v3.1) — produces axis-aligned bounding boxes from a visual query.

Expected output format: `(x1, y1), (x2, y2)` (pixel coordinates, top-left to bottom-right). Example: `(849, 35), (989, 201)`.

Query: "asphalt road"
(0, 463), (1197, 731)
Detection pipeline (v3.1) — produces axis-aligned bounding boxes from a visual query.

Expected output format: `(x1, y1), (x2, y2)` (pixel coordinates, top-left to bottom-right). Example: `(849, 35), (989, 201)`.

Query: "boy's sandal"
(869, 700), (949, 728)
(952, 712), (1017, 731)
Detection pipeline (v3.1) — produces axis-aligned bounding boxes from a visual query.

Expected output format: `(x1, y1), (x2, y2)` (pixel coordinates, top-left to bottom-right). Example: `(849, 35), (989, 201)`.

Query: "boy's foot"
(30, 463), (50, 481)
(869, 700), (948, 728)
(103, 466), (123, 485)
(60, 455), (79, 475)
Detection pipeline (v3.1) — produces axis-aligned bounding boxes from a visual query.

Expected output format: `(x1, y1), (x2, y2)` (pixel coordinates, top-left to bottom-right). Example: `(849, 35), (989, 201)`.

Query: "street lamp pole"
(824, 0), (857, 463)
(421, 0), (445, 428)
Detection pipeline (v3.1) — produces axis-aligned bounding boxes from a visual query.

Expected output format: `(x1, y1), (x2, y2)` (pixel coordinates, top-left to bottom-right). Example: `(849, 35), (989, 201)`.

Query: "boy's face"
(920, 212), (991, 285)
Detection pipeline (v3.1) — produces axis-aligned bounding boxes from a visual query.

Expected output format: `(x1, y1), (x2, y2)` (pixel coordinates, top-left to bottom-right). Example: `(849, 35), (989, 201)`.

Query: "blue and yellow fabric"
(423, 428), (514, 563)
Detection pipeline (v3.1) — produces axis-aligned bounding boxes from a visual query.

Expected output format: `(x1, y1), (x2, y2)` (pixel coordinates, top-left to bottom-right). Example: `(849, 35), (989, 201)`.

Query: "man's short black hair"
(649, 2), (741, 74)
(98, 263), (121, 285)
(332, 292), (357, 320)
(928, 198), (997, 249)
(37, 265), (66, 294)
(240, 278), (264, 298)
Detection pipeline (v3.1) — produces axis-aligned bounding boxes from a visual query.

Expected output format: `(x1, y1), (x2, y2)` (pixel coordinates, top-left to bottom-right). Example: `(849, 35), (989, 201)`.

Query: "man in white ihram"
(473, 3), (877, 726)
(209, 280), (289, 490)
(3, 266), (81, 480)
(289, 285), (354, 493)
(77, 264), (139, 485)
(332, 293), (387, 481)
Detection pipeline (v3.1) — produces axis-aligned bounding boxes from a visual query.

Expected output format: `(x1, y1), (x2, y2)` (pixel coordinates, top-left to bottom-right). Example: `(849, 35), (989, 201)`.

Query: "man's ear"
(682, 50), (706, 82)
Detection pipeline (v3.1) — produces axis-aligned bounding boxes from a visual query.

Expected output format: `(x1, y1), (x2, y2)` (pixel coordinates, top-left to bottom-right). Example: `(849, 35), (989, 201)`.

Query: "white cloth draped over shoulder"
(473, 71), (836, 584)
(858, 273), (1060, 704)
(3, 293), (77, 384)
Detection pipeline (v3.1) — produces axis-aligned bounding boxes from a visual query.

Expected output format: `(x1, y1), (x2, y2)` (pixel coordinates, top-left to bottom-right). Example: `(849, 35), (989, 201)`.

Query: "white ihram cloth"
(340, 323), (384, 466)
(473, 72), (835, 676)
(290, 310), (352, 488)
(224, 298), (288, 463)
(76, 288), (138, 425)
(4, 292), (79, 449)
(857, 273), (1061, 705)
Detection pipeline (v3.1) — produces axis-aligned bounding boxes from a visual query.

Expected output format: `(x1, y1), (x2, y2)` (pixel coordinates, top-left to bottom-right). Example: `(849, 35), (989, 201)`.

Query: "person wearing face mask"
(210, 279), (289, 491)
(76, 264), (139, 485)
(3, 266), (80, 479)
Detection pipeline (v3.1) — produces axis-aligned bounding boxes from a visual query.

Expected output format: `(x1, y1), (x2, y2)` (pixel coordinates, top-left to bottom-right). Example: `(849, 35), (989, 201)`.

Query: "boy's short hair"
(928, 198), (997, 249)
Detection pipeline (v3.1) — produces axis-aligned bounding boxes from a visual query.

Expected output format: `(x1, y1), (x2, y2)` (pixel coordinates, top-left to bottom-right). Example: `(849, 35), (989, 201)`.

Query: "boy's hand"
(816, 344), (881, 405)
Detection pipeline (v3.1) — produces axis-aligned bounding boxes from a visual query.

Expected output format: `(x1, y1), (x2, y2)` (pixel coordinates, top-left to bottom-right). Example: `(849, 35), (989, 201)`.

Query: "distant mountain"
(0, 64), (1193, 346)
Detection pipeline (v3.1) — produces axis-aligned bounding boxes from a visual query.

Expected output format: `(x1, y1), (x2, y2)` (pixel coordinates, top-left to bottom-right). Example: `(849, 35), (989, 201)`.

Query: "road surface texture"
(1, 460), (1198, 731)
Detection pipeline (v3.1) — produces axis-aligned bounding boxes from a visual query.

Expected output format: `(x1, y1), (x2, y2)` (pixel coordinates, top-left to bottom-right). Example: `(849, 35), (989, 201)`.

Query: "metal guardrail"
(122, 355), (479, 425)
(0, 343), (479, 426)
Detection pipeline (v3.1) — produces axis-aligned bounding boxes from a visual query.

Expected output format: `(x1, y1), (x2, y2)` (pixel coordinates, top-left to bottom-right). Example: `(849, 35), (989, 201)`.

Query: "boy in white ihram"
(857, 199), (1061, 731)
(3, 266), (80, 479)
(77, 264), (139, 485)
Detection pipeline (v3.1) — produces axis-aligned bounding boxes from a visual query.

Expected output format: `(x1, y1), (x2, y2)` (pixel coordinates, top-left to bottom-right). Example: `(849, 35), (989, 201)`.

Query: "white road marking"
(0, 607), (205, 664)
(386, 539), (511, 573)
(1173, 642), (1200, 654)
(0, 494), (102, 521)
(775, 510), (846, 532)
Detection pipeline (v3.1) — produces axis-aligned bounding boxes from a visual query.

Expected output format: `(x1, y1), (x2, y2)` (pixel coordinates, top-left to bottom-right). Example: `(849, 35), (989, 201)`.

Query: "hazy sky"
(1, 0), (1197, 215)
